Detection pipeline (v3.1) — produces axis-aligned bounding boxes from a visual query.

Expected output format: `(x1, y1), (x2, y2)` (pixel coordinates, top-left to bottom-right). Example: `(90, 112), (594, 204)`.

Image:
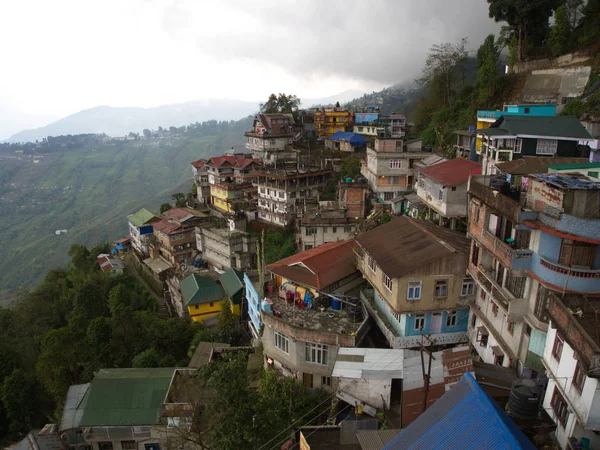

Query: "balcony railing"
(540, 257), (600, 279)
(481, 229), (533, 270)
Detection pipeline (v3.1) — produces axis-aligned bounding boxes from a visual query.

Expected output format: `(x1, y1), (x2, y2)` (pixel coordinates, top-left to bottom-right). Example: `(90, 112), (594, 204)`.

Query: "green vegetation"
(0, 118), (251, 303)
(260, 93), (300, 115)
(0, 244), (201, 444)
(264, 230), (297, 264)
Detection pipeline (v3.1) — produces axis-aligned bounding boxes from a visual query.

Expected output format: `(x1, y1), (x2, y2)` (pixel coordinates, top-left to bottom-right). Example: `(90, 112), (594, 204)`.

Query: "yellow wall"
(274, 275), (319, 300)
(475, 120), (492, 152)
(212, 196), (233, 213)
(187, 298), (240, 323)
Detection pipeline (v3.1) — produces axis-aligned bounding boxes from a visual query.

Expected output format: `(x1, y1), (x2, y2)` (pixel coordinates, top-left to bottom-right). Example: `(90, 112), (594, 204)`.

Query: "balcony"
(472, 229), (533, 271)
(529, 254), (600, 294)
(475, 265), (527, 321)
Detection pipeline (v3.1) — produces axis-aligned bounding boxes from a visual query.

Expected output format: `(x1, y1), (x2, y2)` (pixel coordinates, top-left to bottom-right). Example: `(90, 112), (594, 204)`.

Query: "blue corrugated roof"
(328, 131), (366, 145)
(383, 372), (536, 450)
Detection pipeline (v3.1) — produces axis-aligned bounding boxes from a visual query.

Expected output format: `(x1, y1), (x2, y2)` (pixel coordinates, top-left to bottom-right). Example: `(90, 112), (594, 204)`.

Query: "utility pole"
(419, 333), (436, 414)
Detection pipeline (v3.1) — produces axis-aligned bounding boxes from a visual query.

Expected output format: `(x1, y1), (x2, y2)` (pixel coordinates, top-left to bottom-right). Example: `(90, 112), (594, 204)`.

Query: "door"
(430, 313), (442, 334)
(302, 372), (313, 388)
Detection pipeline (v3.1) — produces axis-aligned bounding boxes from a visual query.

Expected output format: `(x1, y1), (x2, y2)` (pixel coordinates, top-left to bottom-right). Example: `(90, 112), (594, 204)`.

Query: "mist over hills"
(5, 90), (366, 143)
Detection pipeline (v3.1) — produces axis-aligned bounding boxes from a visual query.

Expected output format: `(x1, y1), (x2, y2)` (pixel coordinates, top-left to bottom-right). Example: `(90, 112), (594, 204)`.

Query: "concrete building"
(314, 108), (352, 137)
(254, 167), (332, 227)
(244, 272), (263, 340)
(356, 217), (472, 349)
(466, 172), (600, 374)
(388, 114), (407, 139)
(542, 292), (600, 449)
(361, 137), (432, 204)
(325, 132), (366, 152)
(150, 208), (209, 266)
(244, 114), (296, 163)
(454, 130), (475, 159)
(196, 225), (257, 271)
(190, 158), (210, 205)
(415, 158), (482, 231)
(261, 241), (369, 390)
(477, 115), (592, 175)
(204, 155), (260, 214)
(127, 208), (159, 257)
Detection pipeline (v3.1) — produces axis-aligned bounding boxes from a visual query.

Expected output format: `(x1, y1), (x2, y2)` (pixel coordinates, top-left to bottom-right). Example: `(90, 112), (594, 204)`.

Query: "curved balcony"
(529, 254), (600, 294)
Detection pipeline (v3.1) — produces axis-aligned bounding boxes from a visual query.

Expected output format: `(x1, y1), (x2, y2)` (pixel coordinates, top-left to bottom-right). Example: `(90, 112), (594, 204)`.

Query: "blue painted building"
(244, 272), (262, 339)
(354, 112), (379, 124)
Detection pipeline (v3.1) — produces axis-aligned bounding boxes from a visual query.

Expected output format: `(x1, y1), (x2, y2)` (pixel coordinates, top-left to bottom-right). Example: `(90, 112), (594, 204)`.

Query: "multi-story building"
(356, 216), (472, 349)
(325, 132), (366, 152)
(196, 224), (257, 271)
(205, 155), (261, 214)
(244, 114), (296, 163)
(542, 292), (600, 449)
(127, 208), (159, 257)
(361, 137), (432, 203)
(388, 114), (407, 138)
(254, 167), (332, 227)
(415, 158), (481, 231)
(190, 158), (210, 205)
(314, 108), (352, 137)
(477, 115), (592, 175)
(466, 172), (600, 375)
(261, 241), (369, 390)
(454, 130), (475, 159)
(150, 207), (209, 266)
(296, 179), (368, 250)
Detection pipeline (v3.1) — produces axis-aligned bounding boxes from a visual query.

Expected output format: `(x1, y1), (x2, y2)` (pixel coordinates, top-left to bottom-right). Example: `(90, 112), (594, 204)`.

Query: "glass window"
(573, 362), (586, 393)
(306, 342), (328, 365)
(446, 311), (457, 327)
(321, 376), (332, 387)
(438, 189), (443, 200)
(368, 256), (377, 273)
(306, 227), (317, 236)
(514, 138), (522, 153)
(274, 331), (289, 354)
(414, 314), (425, 330)
(407, 281), (422, 300)
(389, 159), (402, 169)
(461, 278), (475, 296)
(492, 303), (499, 317)
(552, 332), (565, 361)
(99, 444), (113, 450)
(536, 139), (558, 155)
(122, 442), (136, 450)
(507, 321), (515, 335)
(435, 280), (448, 298)
(551, 387), (569, 427)
(332, 227), (337, 233)
(383, 273), (392, 292)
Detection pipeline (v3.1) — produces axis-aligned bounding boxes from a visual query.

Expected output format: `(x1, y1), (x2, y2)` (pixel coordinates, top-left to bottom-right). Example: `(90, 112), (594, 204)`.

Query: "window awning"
(492, 345), (504, 356)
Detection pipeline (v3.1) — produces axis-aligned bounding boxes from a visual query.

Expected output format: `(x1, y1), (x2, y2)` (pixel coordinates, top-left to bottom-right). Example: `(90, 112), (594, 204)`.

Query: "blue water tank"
(331, 298), (342, 311)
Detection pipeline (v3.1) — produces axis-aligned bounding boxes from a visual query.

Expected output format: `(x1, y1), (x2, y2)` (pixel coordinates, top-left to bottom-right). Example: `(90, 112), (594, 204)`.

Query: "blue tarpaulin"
(327, 131), (366, 146)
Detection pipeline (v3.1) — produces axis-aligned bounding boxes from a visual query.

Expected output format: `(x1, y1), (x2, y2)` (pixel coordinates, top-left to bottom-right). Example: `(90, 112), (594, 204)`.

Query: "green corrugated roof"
(479, 115), (592, 139)
(78, 368), (175, 426)
(219, 268), (244, 305)
(127, 208), (157, 227)
(180, 274), (225, 306)
(548, 162), (600, 170)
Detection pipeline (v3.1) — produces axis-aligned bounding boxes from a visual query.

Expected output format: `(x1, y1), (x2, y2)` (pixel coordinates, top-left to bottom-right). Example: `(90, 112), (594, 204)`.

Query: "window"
(438, 189), (443, 200)
(344, 225), (352, 233)
(446, 311), (457, 327)
(552, 332), (565, 361)
(384, 192), (394, 201)
(306, 342), (328, 365)
(306, 227), (317, 236)
(551, 388), (569, 427)
(525, 325), (531, 337)
(495, 354), (505, 366)
(471, 244), (479, 266)
(480, 334), (489, 347)
(573, 362), (586, 393)
(414, 314), (425, 330)
(274, 331), (289, 354)
(524, 107), (530, 114)
(559, 239), (597, 268)
(418, 177), (424, 188)
(451, 186), (457, 191)
(534, 285), (549, 322)
(536, 139), (558, 155)
(388, 176), (400, 185)
(383, 273), (392, 292)
(434, 280), (448, 298)
(304, 245), (313, 250)
(368, 256), (377, 273)
(514, 138), (522, 153)
(321, 376), (332, 387)
(461, 278), (475, 296)
(492, 303), (499, 317)
(507, 321), (515, 335)
(122, 442), (136, 450)
(278, 191), (284, 198)
(389, 159), (402, 169)
(99, 444), (113, 450)
(331, 227), (337, 233)
(407, 281), (422, 300)
(470, 314), (477, 329)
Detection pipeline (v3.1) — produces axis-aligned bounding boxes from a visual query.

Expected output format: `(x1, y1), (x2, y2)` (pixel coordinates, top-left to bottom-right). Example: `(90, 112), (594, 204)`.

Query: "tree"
(86, 317), (113, 370)
(548, 5), (571, 56)
(576, 0), (600, 47)
(69, 283), (108, 332)
(476, 34), (500, 102)
(488, 0), (560, 62)
(339, 155), (361, 180)
(421, 38), (468, 108)
(132, 349), (161, 368)
(160, 203), (172, 213)
(171, 193), (187, 208)
(260, 93), (300, 114)
(1, 369), (40, 433)
(143, 129), (151, 138)
(215, 300), (244, 346)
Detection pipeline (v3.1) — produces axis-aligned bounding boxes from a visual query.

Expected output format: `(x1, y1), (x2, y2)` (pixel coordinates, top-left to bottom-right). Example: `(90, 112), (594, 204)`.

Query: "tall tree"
(488, 0), (560, 62)
(548, 4), (571, 56)
(171, 193), (187, 208)
(476, 34), (501, 102)
(1, 369), (40, 434)
(260, 93), (300, 114)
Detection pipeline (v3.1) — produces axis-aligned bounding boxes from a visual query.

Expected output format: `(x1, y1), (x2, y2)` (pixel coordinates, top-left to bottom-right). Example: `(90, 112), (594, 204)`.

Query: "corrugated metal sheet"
(356, 430), (402, 450)
(332, 348), (404, 379)
(60, 383), (90, 430)
(383, 372), (536, 450)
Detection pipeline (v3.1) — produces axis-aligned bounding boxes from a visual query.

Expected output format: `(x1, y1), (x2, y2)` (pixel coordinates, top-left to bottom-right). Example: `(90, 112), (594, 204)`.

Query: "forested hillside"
(0, 118), (251, 303)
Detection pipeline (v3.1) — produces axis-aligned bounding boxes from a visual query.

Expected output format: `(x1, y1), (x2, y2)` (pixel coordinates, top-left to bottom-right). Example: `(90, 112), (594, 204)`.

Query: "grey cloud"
(169, 0), (501, 86)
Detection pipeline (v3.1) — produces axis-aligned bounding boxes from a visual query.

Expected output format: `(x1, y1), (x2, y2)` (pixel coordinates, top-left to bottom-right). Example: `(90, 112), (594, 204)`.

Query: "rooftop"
(332, 348), (404, 379)
(205, 155), (261, 169)
(190, 158), (207, 169)
(355, 217), (470, 279)
(495, 156), (589, 176)
(218, 268), (244, 305)
(548, 161), (600, 170)
(162, 207), (208, 221)
(327, 131), (367, 145)
(180, 274), (226, 306)
(383, 372), (535, 450)
(416, 158), (481, 186)
(478, 115), (592, 139)
(530, 172), (600, 190)
(127, 208), (158, 227)
(266, 240), (357, 290)
(188, 342), (231, 368)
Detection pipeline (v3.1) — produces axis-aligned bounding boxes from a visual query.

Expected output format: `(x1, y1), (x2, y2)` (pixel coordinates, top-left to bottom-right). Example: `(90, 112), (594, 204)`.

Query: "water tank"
(331, 298), (342, 311)
(507, 379), (543, 420)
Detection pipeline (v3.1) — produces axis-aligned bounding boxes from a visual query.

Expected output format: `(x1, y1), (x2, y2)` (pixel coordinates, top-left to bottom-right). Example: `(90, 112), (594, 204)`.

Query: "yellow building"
(210, 185), (238, 213)
(314, 109), (352, 137)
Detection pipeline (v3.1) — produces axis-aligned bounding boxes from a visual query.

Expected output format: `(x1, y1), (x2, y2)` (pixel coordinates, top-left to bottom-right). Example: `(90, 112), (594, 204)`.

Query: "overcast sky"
(0, 0), (500, 138)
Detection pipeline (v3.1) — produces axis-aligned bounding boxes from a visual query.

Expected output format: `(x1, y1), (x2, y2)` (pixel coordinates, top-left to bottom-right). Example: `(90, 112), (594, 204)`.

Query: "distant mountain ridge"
(5, 90), (367, 144)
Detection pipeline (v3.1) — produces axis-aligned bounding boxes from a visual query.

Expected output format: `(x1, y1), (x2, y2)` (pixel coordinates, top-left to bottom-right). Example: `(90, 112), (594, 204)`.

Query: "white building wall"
(338, 377), (391, 410)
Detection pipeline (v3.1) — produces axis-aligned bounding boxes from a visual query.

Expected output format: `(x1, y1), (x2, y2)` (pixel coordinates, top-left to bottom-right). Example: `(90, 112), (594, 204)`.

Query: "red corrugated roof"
(206, 155), (260, 169)
(152, 218), (184, 235)
(416, 158), (481, 186)
(191, 158), (207, 168)
(266, 240), (357, 290)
